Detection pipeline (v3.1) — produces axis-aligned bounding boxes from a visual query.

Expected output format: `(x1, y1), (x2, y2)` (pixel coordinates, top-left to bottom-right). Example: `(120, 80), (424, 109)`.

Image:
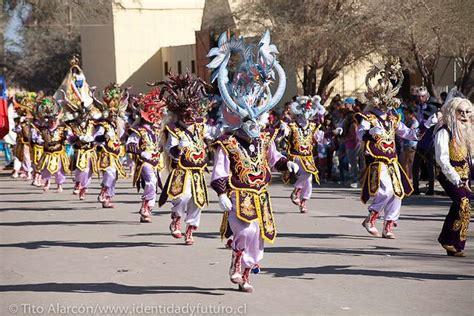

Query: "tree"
(377, 0), (474, 100)
(229, 0), (386, 102)
(3, 0), (111, 94)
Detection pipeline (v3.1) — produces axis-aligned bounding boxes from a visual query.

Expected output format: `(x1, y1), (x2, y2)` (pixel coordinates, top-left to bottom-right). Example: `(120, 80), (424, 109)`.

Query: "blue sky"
(5, 2), (29, 53)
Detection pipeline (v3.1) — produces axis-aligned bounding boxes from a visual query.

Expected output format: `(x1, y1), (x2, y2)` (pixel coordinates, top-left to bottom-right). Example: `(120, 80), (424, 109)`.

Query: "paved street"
(0, 170), (473, 316)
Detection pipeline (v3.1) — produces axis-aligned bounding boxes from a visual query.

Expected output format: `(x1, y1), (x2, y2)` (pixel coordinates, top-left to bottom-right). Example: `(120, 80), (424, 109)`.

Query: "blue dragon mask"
(207, 30), (286, 138)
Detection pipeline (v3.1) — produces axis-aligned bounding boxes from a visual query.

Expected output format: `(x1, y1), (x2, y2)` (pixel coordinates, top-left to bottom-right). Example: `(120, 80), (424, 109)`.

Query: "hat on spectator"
(344, 97), (355, 105)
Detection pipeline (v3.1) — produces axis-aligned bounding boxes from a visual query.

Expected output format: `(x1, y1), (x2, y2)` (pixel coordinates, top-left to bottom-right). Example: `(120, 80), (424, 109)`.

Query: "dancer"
(126, 89), (166, 222)
(281, 95), (324, 213)
(358, 58), (427, 239)
(33, 97), (71, 192)
(11, 92), (35, 179)
(434, 95), (472, 257)
(208, 30), (299, 292)
(93, 83), (129, 208)
(154, 73), (216, 246)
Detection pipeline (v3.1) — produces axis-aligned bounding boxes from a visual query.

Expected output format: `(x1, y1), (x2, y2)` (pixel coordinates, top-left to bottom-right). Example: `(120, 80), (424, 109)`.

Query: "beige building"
(81, 0), (205, 93)
(81, 0), (299, 102)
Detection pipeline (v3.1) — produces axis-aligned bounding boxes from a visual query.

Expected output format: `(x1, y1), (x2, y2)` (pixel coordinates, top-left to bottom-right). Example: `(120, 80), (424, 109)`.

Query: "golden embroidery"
(288, 123), (317, 156)
(139, 128), (160, 157)
(32, 145), (43, 165)
(369, 163), (380, 194)
(176, 124), (207, 165)
(449, 140), (468, 162)
(48, 154), (60, 174)
(170, 169), (185, 196)
(454, 164), (470, 180)
(388, 164), (403, 197)
(74, 149), (98, 174)
(193, 172), (206, 206)
(453, 197), (471, 241)
(365, 114), (398, 160)
(241, 193), (256, 218)
(224, 134), (271, 188)
(260, 194), (275, 235)
(220, 210), (229, 241)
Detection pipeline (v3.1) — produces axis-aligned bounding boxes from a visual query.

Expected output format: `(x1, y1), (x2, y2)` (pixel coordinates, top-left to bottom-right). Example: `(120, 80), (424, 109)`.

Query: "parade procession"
(1, 0), (472, 315)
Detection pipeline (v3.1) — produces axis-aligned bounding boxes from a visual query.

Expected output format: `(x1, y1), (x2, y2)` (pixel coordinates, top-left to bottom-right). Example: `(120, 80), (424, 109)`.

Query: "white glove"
(218, 194), (233, 212)
(332, 127), (343, 135)
(369, 126), (384, 137)
(178, 138), (191, 149)
(287, 161), (300, 173)
(106, 129), (116, 139)
(424, 113), (438, 128)
(455, 178), (469, 189)
(79, 135), (94, 143)
(140, 151), (152, 160)
(280, 121), (290, 137)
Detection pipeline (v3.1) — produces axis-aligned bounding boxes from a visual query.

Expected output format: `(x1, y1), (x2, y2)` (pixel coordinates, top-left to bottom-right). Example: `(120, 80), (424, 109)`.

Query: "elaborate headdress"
(92, 83), (129, 121)
(290, 95), (325, 120)
(129, 88), (166, 126)
(206, 30), (286, 138)
(148, 72), (211, 123)
(54, 55), (95, 121)
(13, 91), (37, 117)
(364, 57), (403, 111)
(35, 97), (63, 123)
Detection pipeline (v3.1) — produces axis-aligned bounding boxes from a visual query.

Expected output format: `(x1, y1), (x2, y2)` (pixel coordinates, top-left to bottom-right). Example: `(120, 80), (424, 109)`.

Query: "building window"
(177, 61), (182, 74)
(164, 62), (169, 75)
(191, 60), (196, 73)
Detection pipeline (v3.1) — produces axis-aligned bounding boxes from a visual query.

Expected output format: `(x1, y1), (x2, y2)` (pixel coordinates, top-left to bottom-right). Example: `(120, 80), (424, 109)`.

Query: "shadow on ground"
(263, 264), (474, 281)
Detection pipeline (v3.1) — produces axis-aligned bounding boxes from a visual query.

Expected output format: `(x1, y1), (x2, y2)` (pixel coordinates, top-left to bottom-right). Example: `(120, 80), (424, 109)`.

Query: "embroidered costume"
(208, 30), (298, 292)
(93, 83), (129, 208)
(434, 96), (472, 257)
(282, 96), (324, 213)
(126, 88), (166, 223)
(33, 97), (71, 192)
(154, 73), (216, 245)
(11, 92), (36, 179)
(357, 58), (423, 239)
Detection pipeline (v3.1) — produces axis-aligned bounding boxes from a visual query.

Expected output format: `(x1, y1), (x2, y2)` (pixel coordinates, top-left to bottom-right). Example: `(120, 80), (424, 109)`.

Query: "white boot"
(382, 220), (396, 239)
(362, 210), (381, 237)
(239, 268), (254, 293)
(229, 250), (243, 284)
(169, 214), (183, 238)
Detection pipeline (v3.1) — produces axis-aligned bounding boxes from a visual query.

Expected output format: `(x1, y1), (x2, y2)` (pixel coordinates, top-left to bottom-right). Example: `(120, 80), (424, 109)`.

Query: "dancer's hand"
(287, 161), (299, 173)
(218, 194), (233, 212)
(457, 179), (471, 191)
(106, 129), (116, 139)
(178, 138), (191, 149)
(140, 151), (152, 160)
(424, 113), (439, 128)
(332, 127), (343, 135)
(369, 126), (383, 137)
(79, 135), (94, 143)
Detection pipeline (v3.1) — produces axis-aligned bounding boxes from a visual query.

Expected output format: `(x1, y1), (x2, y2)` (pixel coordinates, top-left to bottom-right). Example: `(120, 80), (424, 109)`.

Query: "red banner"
(0, 98), (9, 139)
